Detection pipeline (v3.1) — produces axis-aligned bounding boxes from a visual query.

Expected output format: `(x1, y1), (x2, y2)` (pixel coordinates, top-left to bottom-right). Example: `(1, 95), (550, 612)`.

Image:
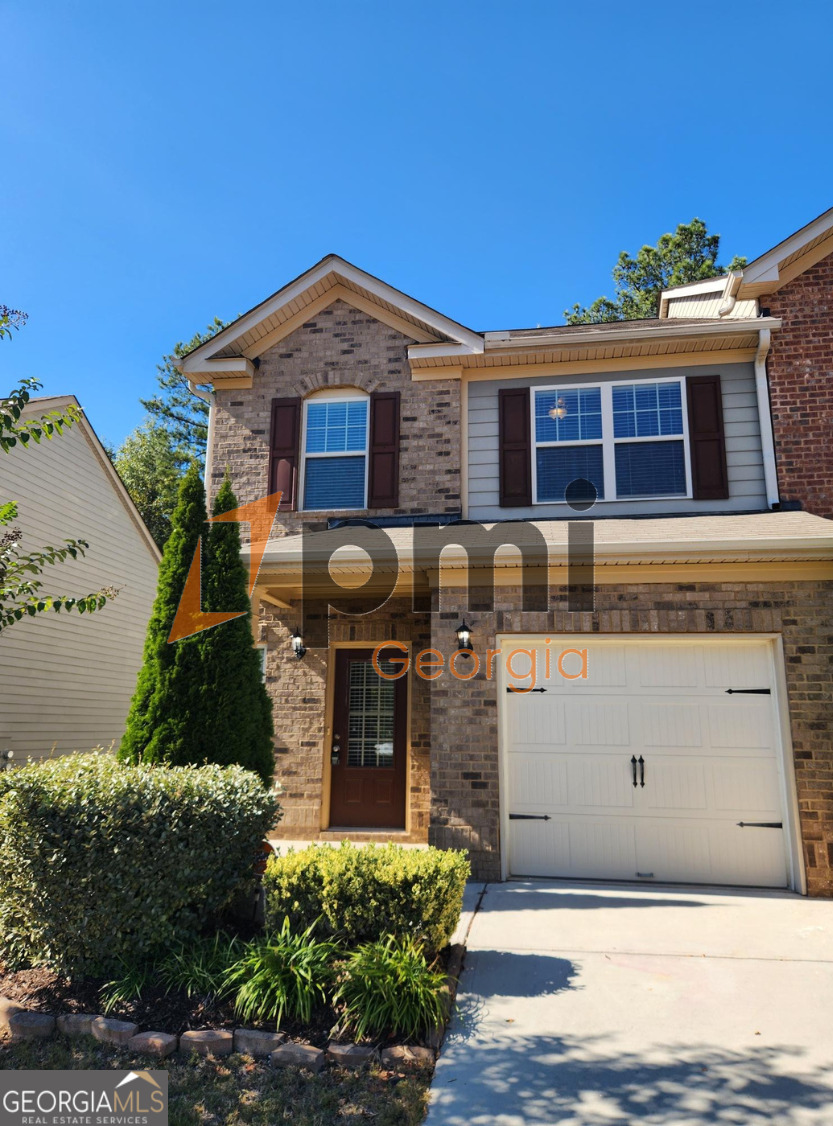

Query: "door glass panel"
(347, 660), (396, 768)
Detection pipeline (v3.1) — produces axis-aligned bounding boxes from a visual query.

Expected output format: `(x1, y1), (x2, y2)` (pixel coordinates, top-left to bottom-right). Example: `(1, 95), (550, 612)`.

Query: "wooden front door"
(329, 647), (408, 829)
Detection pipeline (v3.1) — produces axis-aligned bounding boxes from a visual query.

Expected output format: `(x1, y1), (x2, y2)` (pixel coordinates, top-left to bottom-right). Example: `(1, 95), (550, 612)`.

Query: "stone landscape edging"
(0, 996), (436, 1070)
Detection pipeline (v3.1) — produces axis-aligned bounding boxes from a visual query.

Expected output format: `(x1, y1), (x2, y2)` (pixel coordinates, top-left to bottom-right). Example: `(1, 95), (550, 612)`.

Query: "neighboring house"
(179, 219), (833, 897)
(0, 397), (159, 761)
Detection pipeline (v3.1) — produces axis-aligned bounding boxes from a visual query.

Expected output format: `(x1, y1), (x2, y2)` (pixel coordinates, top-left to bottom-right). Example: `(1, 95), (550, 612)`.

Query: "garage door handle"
(737, 821), (783, 829)
(638, 755), (645, 787)
(725, 688), (771, 694)
(631, 755), (638, 787)
(509, 813), (552, 821)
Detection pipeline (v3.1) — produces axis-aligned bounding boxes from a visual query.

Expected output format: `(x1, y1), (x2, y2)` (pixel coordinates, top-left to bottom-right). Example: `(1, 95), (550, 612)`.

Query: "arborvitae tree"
(198, 476), (274, 784)
(119, 464), (207, 766)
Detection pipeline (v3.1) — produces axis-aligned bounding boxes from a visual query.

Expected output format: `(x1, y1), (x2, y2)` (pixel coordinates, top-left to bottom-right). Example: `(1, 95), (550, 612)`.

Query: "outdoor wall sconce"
(548, 396), (568, 421)
(291, 628), (307, 660)
(456, 620), (473, 658)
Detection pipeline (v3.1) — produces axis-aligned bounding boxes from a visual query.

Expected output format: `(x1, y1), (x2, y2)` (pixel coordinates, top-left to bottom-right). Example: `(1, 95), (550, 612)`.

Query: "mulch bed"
(0, 941), (453, 1049)
(0, 966), (338, 1046)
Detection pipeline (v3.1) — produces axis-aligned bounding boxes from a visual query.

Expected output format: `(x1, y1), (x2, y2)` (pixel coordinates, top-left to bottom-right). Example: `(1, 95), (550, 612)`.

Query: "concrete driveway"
(427, 881), (833, 1125)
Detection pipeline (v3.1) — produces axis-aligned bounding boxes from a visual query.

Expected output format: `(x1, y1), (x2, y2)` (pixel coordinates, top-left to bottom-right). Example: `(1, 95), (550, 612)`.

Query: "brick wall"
(211, 299), (461, 530)
(429, 580), (833, 894)
(765, 250), (833, 518)
(258, 596), (431, 844)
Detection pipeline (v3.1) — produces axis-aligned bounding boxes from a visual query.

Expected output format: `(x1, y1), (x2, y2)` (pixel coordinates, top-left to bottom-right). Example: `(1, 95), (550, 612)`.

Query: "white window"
(532, 379), (690, 504)
(300, 390), (369, 511)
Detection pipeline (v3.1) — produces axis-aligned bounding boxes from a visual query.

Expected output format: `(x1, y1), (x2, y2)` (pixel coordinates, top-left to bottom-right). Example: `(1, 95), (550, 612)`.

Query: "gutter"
(753, 329), (780, 508)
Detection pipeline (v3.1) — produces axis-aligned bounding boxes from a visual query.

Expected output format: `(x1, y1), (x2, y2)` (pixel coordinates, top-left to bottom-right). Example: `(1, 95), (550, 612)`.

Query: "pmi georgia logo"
(0, 1069), (168, 1126)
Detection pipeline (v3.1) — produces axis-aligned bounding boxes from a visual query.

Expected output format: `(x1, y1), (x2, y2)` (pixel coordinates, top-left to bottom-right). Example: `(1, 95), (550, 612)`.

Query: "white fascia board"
(408, 341), (483, 361)
(659, 277), (728, 301)
(743, 207), (833, 285)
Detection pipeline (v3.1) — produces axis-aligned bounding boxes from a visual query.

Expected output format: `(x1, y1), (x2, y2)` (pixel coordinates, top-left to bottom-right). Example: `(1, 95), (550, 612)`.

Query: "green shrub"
(159, 932), (242, 1000)
(0, 753), (280, 976)
(264, 843), (469, 954)
(224, 918), (336, 1027)
(335, 935), (446, 1041)
(101, 959), (154, 1014)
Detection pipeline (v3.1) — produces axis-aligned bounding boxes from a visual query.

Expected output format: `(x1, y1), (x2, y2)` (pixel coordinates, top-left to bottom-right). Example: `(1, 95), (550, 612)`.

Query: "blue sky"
(3, 0), (832, 447)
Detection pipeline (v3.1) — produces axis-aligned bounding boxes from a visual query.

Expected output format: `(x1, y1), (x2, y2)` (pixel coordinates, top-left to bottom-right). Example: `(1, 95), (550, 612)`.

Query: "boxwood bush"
(263, 843), (469, 954)
(0, 753), (280, 976)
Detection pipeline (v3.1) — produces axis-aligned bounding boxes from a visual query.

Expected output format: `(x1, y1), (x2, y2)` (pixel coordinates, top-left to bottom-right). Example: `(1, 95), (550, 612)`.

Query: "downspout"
(187, 379), (215, 505)
(753, 328), (780, 509)
(718, 270), (743, 317)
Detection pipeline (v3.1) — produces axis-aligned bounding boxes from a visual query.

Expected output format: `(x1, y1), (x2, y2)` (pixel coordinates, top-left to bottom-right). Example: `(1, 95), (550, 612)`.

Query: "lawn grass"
(0, 1035), (431, 1126)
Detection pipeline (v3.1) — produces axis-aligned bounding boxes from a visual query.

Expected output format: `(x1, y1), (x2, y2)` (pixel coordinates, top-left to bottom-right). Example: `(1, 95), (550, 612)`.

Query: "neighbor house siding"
(0, 421), (158, 760)
(467, 361), (767, 521)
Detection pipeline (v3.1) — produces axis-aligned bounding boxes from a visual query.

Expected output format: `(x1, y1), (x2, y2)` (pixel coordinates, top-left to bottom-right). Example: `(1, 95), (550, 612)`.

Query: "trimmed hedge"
(263, 843), (469, 954)
(0, 753), (280, 976)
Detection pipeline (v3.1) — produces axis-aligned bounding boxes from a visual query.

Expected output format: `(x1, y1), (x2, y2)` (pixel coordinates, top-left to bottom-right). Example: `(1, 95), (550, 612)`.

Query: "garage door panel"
(639, 702), (703, 748)
(569, 755), (637, 809)
(711, 758), (782, 813)
(509, 696), (566, 746)
(636, 822), (711, 882)
(508, 820), (571, 879)
(570, 702), (630, 746)
(707, 703), (772, 749)
(637, 646), (700, 688)
(510, 752), (568, 807)
(642, 759), (709, 811)
(703, 644), (771, 689)
(705, 825), (788, 887)
(569, 820), (639, 879)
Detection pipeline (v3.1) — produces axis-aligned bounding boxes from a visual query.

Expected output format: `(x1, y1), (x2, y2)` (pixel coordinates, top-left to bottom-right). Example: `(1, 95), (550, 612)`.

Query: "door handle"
(331, 734), (341, 767)
(638, 755), (645, 788)
(630, 755), (637, 788)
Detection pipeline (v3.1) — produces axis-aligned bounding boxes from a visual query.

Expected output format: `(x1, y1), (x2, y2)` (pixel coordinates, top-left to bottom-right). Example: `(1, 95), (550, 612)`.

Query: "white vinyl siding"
(0, 420), (158, 761)
(468, 361), (767, 521)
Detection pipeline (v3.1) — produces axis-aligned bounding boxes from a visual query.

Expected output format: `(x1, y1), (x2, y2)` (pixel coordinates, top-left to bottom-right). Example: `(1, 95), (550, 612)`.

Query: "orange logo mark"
(168, 492), (282, 643)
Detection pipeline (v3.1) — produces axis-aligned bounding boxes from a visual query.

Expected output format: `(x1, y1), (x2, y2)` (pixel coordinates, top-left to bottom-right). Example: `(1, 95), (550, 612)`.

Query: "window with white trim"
(532, 379), (689, 503)
(301, 391), (369, 511)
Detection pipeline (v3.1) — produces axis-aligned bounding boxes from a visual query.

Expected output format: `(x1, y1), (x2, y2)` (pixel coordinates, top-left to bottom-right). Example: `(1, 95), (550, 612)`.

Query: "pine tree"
(119, 464), (208, 766)
(199, 476), (275, 784)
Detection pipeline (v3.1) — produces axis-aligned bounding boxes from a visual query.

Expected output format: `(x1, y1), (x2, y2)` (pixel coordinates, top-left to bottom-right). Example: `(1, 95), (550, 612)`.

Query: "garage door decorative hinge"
(736, 821), (783, 829)
(506, 686), (547, 693)
(509, 813), (552, 821)
(725, 688), (771, 694)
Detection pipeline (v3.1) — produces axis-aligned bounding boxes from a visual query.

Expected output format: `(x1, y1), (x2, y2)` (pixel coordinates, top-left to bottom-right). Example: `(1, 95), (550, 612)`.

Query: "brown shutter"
(686, 375), (729, 500)
(268, 397), (301, 510)
(499, 387), (532, 506)
(368, 391), (400, 508)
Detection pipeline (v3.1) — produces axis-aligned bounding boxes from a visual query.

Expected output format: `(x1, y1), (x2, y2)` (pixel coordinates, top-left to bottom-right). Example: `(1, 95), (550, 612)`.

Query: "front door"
(329, 647), (408, 829)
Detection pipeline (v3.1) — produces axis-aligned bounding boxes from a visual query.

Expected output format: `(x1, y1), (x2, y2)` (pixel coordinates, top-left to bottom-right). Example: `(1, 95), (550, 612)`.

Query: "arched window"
(300, 388), (369, 511)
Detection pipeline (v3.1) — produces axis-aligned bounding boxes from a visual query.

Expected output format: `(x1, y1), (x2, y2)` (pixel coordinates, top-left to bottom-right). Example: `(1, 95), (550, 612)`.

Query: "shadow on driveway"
(429, 1032), (833, 1125)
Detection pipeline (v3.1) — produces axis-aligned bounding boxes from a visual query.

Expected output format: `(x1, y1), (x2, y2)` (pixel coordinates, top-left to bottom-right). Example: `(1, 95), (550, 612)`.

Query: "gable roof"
(178, 254), (484, 382)
(23, 396), (160, 562)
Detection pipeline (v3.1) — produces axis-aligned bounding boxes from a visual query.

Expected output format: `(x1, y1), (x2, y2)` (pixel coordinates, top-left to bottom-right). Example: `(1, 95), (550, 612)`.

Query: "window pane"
(536, 445), (604, 502)
(347, 660), (396, 768)
(614, 440), (686, 497)
(303, 455), (366, 509)
(613, 382), (682, 438)
(535, 387), (602, 443)
(305, 399), (368, 454)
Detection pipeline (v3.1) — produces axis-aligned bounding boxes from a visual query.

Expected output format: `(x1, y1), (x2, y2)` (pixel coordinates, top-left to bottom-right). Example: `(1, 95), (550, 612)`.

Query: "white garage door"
(503, 638), (791, 888)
